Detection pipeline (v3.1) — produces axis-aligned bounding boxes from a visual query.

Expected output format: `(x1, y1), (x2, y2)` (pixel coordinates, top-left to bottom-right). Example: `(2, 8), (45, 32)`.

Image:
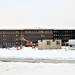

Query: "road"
(0, 58), (75, 63)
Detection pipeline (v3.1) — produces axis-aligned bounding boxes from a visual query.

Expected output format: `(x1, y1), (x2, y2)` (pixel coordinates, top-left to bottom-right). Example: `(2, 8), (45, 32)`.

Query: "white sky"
(0, 0), (75, 29)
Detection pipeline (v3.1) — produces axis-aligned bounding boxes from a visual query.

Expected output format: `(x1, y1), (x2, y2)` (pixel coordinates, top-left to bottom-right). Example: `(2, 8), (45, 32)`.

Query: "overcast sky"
(0, 0), (75, 29)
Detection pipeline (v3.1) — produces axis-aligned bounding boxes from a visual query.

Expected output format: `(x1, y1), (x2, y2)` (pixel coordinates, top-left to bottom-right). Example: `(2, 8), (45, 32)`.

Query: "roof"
(0, 28), (75, 30)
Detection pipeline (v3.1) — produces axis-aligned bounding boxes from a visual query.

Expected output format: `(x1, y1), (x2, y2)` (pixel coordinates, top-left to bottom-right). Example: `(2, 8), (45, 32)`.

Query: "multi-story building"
(24, 29), (53, 42)
(0, 29), (22, 47)
(53, 29), (75, 45)
(0, 29), (75, 47)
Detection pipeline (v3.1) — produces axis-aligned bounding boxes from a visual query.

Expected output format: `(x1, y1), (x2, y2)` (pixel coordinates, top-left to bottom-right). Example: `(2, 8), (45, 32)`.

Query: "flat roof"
(0, 28), (53, 30)
(53, 29), (75, 30)
(0, 28), (75, 30)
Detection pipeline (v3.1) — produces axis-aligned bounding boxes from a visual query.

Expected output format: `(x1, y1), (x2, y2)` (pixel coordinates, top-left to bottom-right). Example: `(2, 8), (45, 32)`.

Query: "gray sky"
(0, 0), (75, 29)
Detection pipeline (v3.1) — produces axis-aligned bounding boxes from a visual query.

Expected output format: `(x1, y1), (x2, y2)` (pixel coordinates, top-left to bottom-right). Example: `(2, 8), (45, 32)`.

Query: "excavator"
(15, 36), (33, 47)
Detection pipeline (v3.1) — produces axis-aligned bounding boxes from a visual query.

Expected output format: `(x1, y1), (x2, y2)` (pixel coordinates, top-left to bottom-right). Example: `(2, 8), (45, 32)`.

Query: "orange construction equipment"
(15, 36), (33, 47)
(25, 42), (32, 47)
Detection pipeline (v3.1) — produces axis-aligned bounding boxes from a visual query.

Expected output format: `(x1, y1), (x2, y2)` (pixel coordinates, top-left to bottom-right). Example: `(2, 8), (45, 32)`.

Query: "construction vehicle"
(15, 36), (33, 47)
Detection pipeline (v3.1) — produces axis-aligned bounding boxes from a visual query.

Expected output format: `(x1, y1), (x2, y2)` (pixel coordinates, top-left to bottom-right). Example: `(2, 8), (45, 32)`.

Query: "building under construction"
(0, 29), (75, 47)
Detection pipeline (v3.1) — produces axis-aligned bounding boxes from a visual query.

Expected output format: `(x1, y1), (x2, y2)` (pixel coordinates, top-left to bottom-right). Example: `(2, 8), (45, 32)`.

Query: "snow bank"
(0, 62), (75, 75)
(0, 46), (75, 60)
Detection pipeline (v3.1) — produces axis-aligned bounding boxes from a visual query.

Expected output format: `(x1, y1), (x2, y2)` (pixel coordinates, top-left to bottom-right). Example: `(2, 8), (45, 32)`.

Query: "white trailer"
(68, 39), (75, 50)
(68, 40), (75, 45)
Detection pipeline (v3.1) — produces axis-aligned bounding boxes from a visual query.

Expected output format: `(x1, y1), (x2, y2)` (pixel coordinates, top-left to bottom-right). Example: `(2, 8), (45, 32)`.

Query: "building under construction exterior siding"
(0, 29), (75, 47)
(0, 29), (21, 47)
(24, 29), (53, 43)
(53, 29), (75, 45)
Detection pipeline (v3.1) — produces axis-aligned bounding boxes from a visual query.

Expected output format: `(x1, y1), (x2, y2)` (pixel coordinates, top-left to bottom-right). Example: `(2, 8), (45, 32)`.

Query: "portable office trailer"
(38, 40), (62, 50)
(66, 39), (75, 50)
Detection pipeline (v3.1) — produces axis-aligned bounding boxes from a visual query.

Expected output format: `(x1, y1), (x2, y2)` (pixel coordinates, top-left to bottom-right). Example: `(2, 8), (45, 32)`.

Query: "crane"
(15, 36), (33, 47)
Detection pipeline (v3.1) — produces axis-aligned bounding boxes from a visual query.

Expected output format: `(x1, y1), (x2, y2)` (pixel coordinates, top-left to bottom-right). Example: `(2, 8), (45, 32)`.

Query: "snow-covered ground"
(0, 62), (75, 75)
(0, 46), (75, 60)
(0, 46), (75, 75)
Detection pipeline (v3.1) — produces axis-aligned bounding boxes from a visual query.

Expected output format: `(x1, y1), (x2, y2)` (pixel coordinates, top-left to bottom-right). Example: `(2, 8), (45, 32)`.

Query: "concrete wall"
(38, 40), (62, 50)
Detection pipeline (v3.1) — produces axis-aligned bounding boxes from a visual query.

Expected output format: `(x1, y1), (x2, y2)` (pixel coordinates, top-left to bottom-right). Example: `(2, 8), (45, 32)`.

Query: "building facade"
(0, 29), (75, 47)
(53, 29), (75, 45)
(0, 30), (21, 47)
(24, 29), (53, 42)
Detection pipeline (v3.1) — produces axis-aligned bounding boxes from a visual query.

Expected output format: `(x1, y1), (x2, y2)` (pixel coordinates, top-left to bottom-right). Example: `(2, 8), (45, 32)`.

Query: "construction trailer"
(38, 40), (62, 50)
(68, 39), (75, 45)
(65, 39), (75, 50)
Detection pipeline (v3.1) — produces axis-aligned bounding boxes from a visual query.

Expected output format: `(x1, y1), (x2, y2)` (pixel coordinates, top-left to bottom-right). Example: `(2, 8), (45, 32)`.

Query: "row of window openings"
(0, 39), (14, 40)
(0, 35), (20, 37)
(54, 34), (74, 36)
(0, 31), (51, 33)
(0, 42), (21, 44)
(54, 31), (74, 33)
(0, 31), (20, 33)
(25, 34), (51, 37)
(0, 42), (16, 44)
(25, 31), (52, 32)
(54, 38), (69, 40)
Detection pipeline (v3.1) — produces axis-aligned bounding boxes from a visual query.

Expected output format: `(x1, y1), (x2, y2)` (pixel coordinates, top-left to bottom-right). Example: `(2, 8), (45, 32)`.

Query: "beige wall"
(38, 40), (62, 50)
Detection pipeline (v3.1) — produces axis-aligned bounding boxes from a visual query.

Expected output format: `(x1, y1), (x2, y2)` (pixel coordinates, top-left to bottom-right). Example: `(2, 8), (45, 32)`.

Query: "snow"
(0, 46), (75, 60)
(0, 46), (75, 75)
(0, 62), (75, 75)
